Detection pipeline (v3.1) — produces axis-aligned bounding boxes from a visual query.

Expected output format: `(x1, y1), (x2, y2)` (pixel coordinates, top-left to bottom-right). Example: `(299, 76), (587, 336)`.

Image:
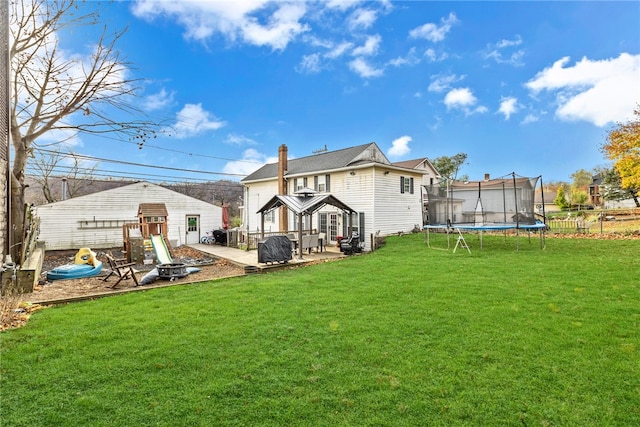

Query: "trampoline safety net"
(424, 175), (541, 227)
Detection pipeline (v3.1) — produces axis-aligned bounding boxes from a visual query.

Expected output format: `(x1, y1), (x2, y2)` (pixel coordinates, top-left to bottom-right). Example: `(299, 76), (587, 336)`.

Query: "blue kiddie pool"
(47, 248), (103, 281)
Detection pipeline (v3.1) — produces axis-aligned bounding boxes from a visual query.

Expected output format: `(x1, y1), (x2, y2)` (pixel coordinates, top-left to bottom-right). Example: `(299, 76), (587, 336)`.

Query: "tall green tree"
(554, 186), (569, 210)
(9, 0), (159, 259)
(570, 169), (592, 190)
(430, 153), (468, 180)
(597, 166), (639, 207)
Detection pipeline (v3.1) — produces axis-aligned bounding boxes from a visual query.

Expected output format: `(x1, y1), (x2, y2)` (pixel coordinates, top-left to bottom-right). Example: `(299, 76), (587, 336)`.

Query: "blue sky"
(40, 1), (640, 184)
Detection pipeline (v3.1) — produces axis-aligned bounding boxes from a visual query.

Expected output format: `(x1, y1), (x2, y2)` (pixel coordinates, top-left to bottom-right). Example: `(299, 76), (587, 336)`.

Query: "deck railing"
(244, 230), (313, 250)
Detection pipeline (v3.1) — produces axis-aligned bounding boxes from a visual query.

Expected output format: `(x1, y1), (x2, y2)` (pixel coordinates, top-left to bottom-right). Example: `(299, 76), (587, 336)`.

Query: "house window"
(400, 177), (414, 194)
(294, 177), (308, 192)
(264, 210), (275, 222)
(314, 175), (330, 192)
(342, 212), (364, 239)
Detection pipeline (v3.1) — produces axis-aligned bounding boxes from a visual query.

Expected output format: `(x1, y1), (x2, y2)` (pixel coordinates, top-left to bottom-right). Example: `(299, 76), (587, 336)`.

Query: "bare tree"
(9, 0), (159, 258)
(30, 147), (99, 203)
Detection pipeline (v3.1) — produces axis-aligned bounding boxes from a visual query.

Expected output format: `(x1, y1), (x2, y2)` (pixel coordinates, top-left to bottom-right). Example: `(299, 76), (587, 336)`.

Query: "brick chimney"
(278, 144), (288, 232)
(484, 173), (490, 181)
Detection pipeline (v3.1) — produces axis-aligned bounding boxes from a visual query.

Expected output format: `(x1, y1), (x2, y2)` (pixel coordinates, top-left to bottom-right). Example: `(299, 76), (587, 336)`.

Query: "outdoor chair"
(103, 254), (139, 288)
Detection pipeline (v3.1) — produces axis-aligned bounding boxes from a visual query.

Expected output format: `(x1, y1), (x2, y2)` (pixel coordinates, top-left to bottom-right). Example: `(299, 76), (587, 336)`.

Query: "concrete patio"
(188, 243), (346, 272)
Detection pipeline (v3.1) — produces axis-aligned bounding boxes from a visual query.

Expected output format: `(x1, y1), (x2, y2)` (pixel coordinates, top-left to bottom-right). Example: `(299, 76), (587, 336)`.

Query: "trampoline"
(423, 173), (548, 252)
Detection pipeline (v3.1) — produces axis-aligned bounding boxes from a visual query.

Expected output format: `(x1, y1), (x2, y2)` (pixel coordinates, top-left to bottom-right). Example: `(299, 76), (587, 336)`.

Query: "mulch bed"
(1, 246), (245, 331)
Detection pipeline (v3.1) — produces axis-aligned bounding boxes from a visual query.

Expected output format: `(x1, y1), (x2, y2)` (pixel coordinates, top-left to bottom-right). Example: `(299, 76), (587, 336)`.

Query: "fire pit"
(156, 263), (188, 279)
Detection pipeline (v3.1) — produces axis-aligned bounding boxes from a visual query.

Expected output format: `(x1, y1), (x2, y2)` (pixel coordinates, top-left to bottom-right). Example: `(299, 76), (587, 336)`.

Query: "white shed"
(35, 181), (222, 250)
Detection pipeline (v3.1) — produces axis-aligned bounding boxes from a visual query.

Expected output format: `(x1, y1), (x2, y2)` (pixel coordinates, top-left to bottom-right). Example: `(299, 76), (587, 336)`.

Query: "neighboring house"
(535, 187), (561, 214)
(35, 181), (223, 250)
(392, 158), (440, 187)
(392, 158), (441, 223)
(241, 143), (428, 251)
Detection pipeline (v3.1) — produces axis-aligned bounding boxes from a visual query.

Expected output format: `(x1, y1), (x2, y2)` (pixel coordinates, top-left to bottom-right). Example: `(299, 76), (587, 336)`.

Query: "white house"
(241, 143), (437, 251)
(35, 181), (223, 250)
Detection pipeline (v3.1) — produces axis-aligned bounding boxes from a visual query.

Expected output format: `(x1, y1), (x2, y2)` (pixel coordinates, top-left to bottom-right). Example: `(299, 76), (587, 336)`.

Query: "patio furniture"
(301, 234), (320, 254)
(103, 254), (139, 288)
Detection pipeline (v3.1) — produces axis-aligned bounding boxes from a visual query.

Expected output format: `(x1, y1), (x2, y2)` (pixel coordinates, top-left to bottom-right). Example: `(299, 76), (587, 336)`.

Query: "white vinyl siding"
(243, 166), (424, 251)
(35, 182), (222, 250)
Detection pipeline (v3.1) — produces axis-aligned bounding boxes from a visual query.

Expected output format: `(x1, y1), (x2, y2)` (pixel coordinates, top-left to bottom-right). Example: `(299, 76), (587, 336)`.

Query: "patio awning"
(256, 193), (355, 215)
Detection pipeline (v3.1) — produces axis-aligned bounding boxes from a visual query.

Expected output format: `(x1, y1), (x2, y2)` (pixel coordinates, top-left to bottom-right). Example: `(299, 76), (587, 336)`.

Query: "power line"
(25, 166), (245, 189)
(33, 147), (249, 178)
(56, 128), (264, 165)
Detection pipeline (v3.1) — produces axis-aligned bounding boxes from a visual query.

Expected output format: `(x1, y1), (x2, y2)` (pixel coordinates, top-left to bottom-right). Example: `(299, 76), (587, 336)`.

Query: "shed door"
(185, 215), (200, 245)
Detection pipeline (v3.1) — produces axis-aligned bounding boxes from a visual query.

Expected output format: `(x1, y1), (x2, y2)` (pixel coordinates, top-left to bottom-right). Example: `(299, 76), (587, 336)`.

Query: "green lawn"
(1, 234), (639, 426)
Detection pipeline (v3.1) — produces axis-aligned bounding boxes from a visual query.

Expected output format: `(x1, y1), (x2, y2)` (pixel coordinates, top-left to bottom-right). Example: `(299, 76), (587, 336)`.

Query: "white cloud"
(297, 40), (356, 74)
(225, 133), (257, 146)
(241, 3), (309, 50)
(143, 88), (175, 111)
(131, 0), (309, 51)
(352, 34), (381, 57)
(496, 36), (523, 49)
(348, 57), (384, 78)
(444, 88), (476, 108)
(324, 41), (354, 59)
(483, 35), (524, 66)
(424, 48), (448, 62)
(223, 148), (278, 176)
(171, 103), (226, 139)
(521, 114), (539, 125)
(409, 12), (458, 43)
(526, 53), (640, 126)
(297, 53), (322, 74)
(387, 47), (419, 67)
(325, 0), (363, 11)
(348, 8), (377, 30)
(480, 36), (523, 66)
(428, 74), (465, 93)
(444, 88), (487, 115)
(388, 135), (412, 157)
(498, 97), (518, 120)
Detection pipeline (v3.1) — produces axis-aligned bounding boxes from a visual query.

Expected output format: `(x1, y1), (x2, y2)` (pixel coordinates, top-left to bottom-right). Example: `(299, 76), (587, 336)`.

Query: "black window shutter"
(400, 177), (405, 194)
(294, 178), (298, 190)
(314, 176), (318, 191)
(359, 212), (365, 242)
(326, 175), (331, 192)
(342, 212), (348, 237)
(410, 177), (414, 194)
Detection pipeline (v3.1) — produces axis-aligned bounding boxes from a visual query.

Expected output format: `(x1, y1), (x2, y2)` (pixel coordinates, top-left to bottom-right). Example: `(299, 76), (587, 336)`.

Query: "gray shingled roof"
(257, 193), (355, 215)
(242, 143), (388, 182)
